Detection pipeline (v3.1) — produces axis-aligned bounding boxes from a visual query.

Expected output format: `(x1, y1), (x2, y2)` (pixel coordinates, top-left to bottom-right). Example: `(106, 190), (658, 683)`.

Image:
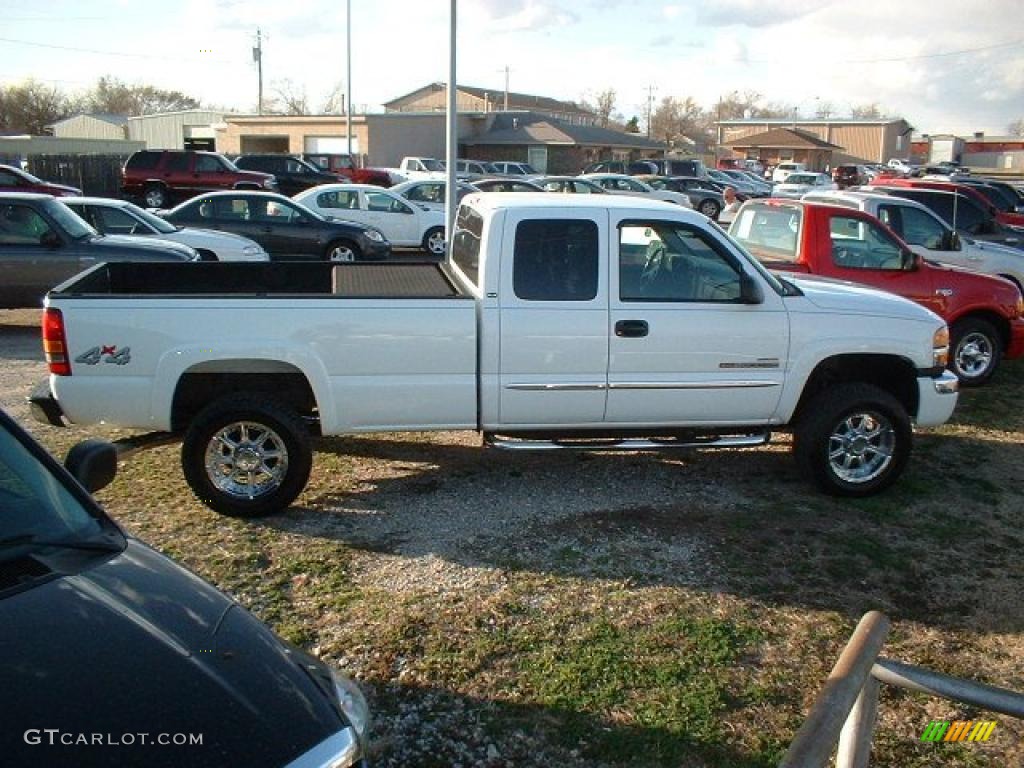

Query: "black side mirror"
(739, 273), (764, 304)
(40, 231), (61, 248)
(64, 439), (118, 493)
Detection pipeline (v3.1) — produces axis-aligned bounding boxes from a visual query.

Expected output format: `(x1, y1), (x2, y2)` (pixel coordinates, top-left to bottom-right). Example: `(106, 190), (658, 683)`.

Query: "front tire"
(950, 317), (1002, 387)
(422, 226), (446, 257)
(325, 240), (361, 262)
(182, 395), (312, 517)
(794, 383), (911, 497)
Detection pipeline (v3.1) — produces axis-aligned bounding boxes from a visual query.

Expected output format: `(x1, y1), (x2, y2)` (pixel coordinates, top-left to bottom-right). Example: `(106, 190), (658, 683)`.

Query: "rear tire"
(422, 226), (446, 257)
(794, 383), (911, 497)
(182, 394), (312, 517)
(143, 184), (168, 208)
(950, 317), (1002, 386)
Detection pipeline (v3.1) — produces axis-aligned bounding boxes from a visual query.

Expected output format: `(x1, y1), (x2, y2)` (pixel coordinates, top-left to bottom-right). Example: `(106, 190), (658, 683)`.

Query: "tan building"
(717, 118), (913, 164)
(216, 111), (661, 174)
(722, 128), (842, 172)
(384, 82), (598, 126)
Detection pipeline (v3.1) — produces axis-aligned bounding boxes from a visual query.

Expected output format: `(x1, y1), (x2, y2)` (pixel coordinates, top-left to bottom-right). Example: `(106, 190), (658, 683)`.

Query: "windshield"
(0, 417), (105, 555)
(124, 202), (178, 233)
(46, 199), (96, 239)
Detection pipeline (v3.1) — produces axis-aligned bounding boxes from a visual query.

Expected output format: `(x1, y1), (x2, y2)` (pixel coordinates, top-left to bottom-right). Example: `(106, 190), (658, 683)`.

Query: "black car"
(472, 178), (545, 192)
(0, 192), (198, 308)
(234, 154), (341, 197)
(0, 407), (370, 767)
(162, 191), (391, 261)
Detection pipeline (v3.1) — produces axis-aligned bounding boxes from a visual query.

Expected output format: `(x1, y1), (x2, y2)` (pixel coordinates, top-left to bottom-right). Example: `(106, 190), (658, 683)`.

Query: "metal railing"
(780, 611), (1024, 768)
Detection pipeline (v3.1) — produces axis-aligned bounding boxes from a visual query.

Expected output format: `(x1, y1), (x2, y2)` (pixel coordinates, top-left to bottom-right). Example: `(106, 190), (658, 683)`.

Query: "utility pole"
(645, 84), (657, 138)
(253, 28), (263, 115)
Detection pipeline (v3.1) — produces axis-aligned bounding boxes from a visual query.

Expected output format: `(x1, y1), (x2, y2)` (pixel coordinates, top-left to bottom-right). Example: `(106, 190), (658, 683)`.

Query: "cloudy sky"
(2, 0), (1022, 135)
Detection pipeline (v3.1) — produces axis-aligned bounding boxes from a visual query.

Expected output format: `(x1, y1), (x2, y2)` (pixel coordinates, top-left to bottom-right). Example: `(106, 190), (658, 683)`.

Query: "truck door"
(497, 210), (609, 426)
(824, 211), (940, 315)
(606, 216), (788, 424)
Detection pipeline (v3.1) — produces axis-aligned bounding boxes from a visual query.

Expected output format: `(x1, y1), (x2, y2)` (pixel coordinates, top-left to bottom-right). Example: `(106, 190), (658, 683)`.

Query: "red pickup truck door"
(820, 211), (943, 316)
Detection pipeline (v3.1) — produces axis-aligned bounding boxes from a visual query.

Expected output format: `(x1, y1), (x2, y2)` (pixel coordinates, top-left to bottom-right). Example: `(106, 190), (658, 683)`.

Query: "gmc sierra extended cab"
(33, 194), (958, 516)
(729, 199), (1024, 386)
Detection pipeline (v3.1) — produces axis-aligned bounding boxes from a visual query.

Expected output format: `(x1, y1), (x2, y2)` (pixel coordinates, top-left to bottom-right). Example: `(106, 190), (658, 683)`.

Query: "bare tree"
(267, 79), (308, 115)
(1009, 118), (1024, 137)
(815, 100), (836, 119)
(650, 96), (704, 148)
(322, 82), (346, 115)
(0, 80), (74, 134)
(594, 88), (618, 128)
(850, 102), (884, 119)
(85, 76), (199, 116)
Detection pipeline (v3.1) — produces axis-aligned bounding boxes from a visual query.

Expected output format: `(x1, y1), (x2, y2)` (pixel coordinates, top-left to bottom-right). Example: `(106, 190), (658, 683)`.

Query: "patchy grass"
(3, 305), (1022, 767)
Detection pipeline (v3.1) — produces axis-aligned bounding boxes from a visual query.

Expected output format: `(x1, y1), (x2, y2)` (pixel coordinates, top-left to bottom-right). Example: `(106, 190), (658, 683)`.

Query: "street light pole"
(346, 0), (353, 159)
(444, 0), (457, 254)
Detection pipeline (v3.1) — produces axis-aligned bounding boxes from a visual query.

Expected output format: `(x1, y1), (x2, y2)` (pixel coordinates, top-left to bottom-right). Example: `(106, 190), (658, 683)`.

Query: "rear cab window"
(730, 203), (802, 262)
(512, 219), (598, 301)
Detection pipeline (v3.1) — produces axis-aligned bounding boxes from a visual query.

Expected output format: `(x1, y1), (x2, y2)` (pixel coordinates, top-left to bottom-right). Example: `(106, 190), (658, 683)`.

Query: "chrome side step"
(484, 432), (771, 452)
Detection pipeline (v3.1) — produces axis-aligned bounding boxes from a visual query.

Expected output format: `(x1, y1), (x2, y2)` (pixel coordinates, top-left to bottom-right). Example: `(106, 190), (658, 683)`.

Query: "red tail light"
(43, 308), (71, 376)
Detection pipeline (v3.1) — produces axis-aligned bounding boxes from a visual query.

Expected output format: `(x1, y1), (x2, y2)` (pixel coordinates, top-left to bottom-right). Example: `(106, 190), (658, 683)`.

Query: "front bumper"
(28, 379), (66, 427)
(362, 239), (392, 261)
(915, 371), (959, 427)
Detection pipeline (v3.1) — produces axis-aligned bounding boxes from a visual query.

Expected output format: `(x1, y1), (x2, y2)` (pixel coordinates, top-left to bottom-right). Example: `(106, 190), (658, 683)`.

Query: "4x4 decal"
(75, 345), (131, 366)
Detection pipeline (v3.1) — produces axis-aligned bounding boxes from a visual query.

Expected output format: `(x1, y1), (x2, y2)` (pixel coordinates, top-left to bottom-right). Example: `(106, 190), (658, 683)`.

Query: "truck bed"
(51, 261), (468, 299)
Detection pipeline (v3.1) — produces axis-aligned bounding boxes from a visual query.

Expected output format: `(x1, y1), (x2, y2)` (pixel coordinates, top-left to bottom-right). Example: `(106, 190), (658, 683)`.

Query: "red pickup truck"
(868, 177), (1024, 227)
(729, 199), (1024, 385)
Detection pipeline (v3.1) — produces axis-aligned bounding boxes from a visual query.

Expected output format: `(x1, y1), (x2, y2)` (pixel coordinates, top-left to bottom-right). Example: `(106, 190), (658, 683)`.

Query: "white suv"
(772, 162), (806, 183)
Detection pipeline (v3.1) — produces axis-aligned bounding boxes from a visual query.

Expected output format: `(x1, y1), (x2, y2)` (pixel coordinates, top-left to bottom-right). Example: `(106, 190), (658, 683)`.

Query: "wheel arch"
(949, 309), (1010, 351)
(164, 357), (330, 433)
(789, 353), (919, 427)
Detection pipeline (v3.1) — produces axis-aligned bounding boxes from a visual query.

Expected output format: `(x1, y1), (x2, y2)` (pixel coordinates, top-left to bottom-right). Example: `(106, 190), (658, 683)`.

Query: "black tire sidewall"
(181, 396), (312, 516)
(794, 384), (912, 497)
(950, 318), (1002, 387)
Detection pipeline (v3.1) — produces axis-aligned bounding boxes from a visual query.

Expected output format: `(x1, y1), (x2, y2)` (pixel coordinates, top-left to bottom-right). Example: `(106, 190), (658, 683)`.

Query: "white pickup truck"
(33, 194), (959, 516)
(383, 156), (447, 184)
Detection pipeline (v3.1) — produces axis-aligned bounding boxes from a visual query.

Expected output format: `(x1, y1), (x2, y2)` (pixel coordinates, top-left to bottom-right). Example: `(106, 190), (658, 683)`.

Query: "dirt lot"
(3, 307), (1022, 767)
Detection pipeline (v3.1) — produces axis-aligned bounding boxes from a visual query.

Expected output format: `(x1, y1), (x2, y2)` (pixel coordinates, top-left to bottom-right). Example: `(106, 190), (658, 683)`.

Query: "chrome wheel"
(425, 228), (447, 256)
(204, 421), (289, 500)
(328, 244), (356, 262)
(827, 411), (895, 484)
(144, 186), (167, 208)
(954, 332), (994, 379)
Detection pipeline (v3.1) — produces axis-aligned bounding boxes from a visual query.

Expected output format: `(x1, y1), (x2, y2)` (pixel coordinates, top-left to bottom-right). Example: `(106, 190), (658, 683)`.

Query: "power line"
(0, 35), (240, 65)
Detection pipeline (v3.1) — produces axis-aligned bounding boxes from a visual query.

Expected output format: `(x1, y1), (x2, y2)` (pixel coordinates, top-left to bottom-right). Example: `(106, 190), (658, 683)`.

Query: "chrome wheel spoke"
(205, 420), (290, 499)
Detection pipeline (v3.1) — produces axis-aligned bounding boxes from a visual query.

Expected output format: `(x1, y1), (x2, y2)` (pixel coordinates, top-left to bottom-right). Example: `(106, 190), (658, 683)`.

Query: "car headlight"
(933, 326), (949, 368)
(364, 229), (385, 243)
(331, 669), (371, 746)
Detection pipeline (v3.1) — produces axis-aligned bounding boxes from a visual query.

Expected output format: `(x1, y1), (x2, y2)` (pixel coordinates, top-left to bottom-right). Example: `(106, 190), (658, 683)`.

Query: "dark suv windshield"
(0, 417), (106, 555)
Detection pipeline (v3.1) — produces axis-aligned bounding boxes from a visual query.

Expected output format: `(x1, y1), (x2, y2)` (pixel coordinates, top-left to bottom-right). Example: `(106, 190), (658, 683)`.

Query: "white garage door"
(304, 136), (360, 155)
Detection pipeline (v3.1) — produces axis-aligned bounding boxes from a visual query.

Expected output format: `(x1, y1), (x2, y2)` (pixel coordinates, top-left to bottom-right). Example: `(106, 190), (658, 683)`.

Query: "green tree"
(624, 115), (640, 133)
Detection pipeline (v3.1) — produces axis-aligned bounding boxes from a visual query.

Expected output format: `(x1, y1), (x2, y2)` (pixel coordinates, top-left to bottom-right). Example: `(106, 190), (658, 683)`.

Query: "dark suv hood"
(90, 234), (196, 260)
(0, 540), (343, 768)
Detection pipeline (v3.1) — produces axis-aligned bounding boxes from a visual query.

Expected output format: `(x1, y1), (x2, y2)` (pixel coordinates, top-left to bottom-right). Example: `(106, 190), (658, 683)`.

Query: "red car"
(869, 177), (1024, 227)
(0, 164), (81, 196)
(729, 199), (1024, 386)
